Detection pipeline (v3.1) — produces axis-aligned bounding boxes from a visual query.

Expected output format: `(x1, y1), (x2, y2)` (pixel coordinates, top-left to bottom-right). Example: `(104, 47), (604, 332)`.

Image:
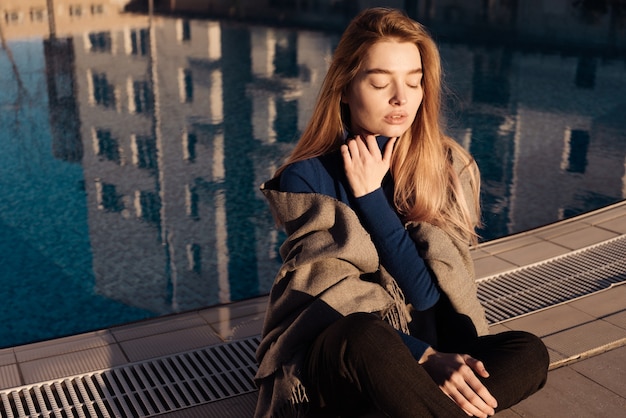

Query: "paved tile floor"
(0, 200), (625, 417)
(496, 346), (626, 418)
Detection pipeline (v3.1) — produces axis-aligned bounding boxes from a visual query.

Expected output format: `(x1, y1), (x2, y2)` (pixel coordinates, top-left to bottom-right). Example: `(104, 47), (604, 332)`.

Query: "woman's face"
(343, 40), (423, 138)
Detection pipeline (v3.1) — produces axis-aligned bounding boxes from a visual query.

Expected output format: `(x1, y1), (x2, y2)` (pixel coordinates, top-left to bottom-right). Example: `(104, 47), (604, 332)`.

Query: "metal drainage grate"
(478, 235), (626, 324)
(0, 337), (260, 418)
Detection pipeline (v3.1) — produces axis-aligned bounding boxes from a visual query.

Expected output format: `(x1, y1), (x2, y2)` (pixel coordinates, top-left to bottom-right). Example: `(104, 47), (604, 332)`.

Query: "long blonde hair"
(276, 7), (481, 243)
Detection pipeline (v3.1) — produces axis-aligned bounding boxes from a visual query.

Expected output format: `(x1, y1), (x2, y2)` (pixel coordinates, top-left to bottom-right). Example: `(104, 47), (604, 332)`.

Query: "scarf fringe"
(271, 383), (310, 418)
(380, 273), (411, 334)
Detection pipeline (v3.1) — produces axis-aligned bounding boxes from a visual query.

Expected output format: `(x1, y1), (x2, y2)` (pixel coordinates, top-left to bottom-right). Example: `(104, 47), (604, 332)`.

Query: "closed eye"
(407, 77), (422, 89)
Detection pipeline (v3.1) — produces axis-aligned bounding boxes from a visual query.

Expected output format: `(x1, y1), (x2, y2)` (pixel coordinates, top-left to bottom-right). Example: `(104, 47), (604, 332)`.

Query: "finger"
(469, 378), (498, 410)
(465, 355), (490, 378)
(363, 135), (381, 157)
(455, 360), (498, 412)
(446, 386), (491, 418)
(352, 135), (373, 160)
(382, 137), (397, 162)
(342, 138), (359, 161)
(458, 382), (496, 417)
(346, 137), (362, 159)
(461, 369), (498, 410)
(340, 144), (352, 166)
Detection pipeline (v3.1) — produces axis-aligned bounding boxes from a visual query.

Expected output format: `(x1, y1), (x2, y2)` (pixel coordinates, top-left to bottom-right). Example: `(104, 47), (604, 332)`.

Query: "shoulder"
(282, 158), (323, 179)
(280, 158), (322, 193)
(280, 153), (343, 195)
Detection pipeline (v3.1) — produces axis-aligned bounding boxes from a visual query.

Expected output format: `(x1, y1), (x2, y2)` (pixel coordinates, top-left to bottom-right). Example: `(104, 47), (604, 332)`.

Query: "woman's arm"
(353, 190), (439, 311)
(342, 135), (439, 311)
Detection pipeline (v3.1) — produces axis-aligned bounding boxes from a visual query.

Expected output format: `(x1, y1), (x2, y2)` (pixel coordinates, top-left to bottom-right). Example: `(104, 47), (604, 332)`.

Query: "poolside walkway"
(1, 200), (625, 417)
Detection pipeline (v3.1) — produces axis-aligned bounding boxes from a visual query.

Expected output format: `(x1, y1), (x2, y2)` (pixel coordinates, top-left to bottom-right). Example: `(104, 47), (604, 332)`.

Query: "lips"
(384, 112), (408, 124)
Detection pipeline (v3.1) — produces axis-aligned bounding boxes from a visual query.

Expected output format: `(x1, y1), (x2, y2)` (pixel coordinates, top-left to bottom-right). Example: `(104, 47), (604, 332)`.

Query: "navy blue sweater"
(279, 136), (439, 358)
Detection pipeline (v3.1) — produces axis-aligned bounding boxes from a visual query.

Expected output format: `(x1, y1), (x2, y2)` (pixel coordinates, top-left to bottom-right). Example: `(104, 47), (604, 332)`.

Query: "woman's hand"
(341, 135), (396, 197)
(419, 347), (498, 417)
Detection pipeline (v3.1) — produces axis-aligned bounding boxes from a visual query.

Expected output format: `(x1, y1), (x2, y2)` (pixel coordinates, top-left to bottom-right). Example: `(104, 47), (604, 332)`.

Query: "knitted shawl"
(254, 161), (488, 418)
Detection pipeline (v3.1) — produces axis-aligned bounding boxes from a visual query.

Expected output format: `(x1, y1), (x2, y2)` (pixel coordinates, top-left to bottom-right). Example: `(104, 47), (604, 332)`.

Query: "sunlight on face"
(343, 40), (423, 138)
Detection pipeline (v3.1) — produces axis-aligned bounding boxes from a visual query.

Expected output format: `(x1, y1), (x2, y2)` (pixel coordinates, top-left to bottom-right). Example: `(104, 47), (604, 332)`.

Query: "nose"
(392, 97), (408, 105)
(390, 85), (407, 106)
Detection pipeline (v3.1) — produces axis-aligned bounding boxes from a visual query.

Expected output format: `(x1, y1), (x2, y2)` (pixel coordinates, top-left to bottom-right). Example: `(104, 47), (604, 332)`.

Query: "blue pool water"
(1, 2), (625, 348)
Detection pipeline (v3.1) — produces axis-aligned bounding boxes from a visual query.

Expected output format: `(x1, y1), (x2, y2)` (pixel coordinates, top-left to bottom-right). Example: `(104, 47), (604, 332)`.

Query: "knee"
(504, 330), (550, 383)
(306, 313), (401, 383)
(526, 332), (549, 383)
(515, 331), (548, 364)
(339, 312), (401, 351)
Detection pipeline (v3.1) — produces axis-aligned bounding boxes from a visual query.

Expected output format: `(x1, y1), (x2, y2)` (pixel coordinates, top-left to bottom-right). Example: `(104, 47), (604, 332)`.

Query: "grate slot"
(99, 373), (134, 417)
(12, 393), (25, 418)
(193, 351), (231, 398)
(65, 380), (86, 418)
(31, 386), (48, 417)
(144, 363), (179, 411)
(179, 353), (220, 402)
(166, 357), (203, 404)
(130, 366), (161, 413)
(53, 382), (73, 417)
(43, 384), (60, 416)
(157, 360), (187, 408)
(83, 377), (111, 418)
(92, 374), (120, 418)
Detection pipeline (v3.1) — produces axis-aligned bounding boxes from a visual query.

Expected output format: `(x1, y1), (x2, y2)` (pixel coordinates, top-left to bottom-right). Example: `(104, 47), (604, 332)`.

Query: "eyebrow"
(365, 68), (423, 75)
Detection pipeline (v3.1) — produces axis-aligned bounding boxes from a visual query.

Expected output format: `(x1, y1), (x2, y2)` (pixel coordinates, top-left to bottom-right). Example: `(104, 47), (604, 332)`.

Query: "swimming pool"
(1, 3), (624, 348)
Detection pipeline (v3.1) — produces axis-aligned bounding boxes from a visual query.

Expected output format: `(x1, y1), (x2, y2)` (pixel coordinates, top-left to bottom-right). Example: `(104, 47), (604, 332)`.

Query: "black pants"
(304, 312), (549, 418)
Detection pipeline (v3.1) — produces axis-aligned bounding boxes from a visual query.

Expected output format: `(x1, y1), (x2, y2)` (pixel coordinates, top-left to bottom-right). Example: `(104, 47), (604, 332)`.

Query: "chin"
(381, 127), (410, 138)
(355, 125), (410, 138)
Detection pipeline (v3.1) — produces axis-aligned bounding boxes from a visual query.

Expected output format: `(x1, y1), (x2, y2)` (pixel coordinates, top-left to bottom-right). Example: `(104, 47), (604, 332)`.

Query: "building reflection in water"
(0, 0), (624, 345)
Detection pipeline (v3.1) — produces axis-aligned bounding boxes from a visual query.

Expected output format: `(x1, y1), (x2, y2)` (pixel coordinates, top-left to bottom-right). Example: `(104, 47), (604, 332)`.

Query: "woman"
(255, 8), (548, 418)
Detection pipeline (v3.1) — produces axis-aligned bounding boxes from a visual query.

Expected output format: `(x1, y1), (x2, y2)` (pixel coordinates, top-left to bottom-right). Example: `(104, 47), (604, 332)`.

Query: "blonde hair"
(276, 7), (481, 243)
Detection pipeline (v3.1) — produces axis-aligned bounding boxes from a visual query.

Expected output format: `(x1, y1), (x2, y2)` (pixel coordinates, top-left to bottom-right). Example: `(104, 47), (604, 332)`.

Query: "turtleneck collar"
(343, 129), (393, 152)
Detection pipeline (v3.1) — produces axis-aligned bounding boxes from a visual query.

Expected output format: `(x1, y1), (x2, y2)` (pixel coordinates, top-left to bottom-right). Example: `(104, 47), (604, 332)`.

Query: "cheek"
(412, 92), (424, 112)
(353, 103), (384, 130)
(348, 98), (375, 124)
(348, 85), (381, 112)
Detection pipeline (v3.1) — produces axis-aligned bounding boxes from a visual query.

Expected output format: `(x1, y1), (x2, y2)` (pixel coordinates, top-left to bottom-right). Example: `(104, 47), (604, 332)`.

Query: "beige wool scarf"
(254, 159), (488, 418)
